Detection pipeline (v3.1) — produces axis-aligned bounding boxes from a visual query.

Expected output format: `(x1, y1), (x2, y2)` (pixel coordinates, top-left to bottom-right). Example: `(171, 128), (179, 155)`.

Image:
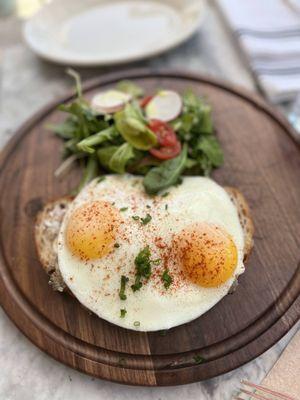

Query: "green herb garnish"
(131, 246), (152, 292)
(161, 192), (169, 197)
(119, 275), (129, 300)
(141, 213), (152, 225)
(132, 215), (140, 221)
(120, 207), (128, 212)
(120, 308), (127, 318)
(162, 269), (173, 289)
(152, 259), (161, 265)
(165, 204), (168, 210)
(193, 355), (205, 364)
(133, 321), (140, 327)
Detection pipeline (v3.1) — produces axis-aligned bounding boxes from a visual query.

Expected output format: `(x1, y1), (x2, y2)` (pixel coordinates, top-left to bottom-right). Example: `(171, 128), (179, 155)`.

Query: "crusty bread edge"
(225, 186), (254, 262)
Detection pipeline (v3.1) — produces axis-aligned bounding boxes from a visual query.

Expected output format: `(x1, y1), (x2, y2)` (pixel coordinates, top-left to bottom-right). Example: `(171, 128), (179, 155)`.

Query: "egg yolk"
(66, 201), (119, 260)
(177, 223), (238, 288)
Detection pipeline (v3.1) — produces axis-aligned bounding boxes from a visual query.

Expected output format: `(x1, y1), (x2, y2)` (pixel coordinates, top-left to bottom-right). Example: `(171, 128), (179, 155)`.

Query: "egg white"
(57, 175), (245, 331)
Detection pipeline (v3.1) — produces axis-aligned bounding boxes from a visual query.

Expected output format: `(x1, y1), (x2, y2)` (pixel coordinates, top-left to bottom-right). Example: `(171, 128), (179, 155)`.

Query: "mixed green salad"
(48, 70), (223, 195)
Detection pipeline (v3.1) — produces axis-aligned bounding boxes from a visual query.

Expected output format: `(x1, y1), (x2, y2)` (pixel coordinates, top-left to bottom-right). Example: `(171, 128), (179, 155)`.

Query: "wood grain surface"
(0, 70), (299, 386)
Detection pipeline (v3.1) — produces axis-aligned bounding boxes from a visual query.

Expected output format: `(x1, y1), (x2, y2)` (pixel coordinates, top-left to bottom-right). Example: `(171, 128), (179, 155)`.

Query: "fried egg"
(57, 175), (245, 331)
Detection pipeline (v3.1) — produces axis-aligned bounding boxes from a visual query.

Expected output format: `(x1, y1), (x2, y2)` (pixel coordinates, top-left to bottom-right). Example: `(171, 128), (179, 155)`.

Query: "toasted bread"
(224, 187), (254, 262)
(35, 196), (73, 291)
(35, 188), (253, 292)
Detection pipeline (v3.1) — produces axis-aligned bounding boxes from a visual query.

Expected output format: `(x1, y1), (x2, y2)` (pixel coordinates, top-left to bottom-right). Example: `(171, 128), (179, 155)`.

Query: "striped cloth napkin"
(217, 0), (300, 103)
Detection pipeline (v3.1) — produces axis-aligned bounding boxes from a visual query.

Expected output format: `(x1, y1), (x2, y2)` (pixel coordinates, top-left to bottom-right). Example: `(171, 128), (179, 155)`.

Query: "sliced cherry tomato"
(140, 95), (153, 108)
(148, 120), (177, 147)
(150, 140), (181, 160)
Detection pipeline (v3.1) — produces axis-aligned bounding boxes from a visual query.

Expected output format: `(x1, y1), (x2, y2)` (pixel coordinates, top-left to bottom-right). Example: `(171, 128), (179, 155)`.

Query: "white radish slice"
(91, 90), (132, 114)
(145, 90), (182, 122)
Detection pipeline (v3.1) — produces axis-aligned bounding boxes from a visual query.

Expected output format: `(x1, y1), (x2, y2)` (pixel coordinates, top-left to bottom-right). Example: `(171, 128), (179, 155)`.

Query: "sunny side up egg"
(57, 175), (245, 331)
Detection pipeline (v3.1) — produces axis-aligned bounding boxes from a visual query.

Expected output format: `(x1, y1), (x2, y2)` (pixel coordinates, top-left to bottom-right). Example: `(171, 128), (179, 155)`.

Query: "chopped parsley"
(114, 243), (120, 248)
(162, 191), (170, 197)
(152, 258), (161, 265)
(146, 204), (151, 209)
(162, 269), (173, 289)
(133, 321), (140, 327)
(131, 246), (152, 292)
(193, 355), (205, 364)
(141, 213), (152, 225)
(119, 275), (129, 300)
(120, 308), (127, 318)
(132, 214), (152, 225)
(120, 207), (128, 212)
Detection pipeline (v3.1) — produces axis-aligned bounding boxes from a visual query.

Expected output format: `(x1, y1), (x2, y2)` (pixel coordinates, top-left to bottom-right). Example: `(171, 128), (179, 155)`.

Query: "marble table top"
(0, 3), (299, 399)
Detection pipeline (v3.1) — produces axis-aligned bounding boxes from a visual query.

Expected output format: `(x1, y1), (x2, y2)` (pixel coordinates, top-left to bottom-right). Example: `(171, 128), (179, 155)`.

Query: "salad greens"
(143, 144), (187, 195)
(49, 70), (223, 195)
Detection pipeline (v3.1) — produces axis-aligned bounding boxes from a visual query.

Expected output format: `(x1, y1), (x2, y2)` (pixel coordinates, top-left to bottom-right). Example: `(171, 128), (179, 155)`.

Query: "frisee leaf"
(143, 144), (188, 195)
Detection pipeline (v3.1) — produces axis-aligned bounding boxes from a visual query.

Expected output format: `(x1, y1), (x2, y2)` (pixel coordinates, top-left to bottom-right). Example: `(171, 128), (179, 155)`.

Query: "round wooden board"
(0, 70), (299, 386)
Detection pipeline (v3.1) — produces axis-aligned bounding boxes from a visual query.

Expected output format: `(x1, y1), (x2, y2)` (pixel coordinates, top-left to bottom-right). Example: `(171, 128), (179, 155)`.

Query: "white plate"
(23, 0), (206, 66)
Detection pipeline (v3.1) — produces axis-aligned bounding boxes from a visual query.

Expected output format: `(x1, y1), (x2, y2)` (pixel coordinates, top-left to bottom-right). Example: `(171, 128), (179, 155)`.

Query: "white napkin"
(217, 0), (300, 103)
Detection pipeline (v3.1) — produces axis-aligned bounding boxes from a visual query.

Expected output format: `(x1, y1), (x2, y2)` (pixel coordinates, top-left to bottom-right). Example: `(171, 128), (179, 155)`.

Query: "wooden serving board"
(0, 70), (299, 386)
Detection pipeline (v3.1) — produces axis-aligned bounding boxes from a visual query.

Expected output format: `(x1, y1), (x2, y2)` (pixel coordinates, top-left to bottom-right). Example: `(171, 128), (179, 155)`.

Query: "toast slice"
(35, 196), (73, 292)
(35, 188), (254, 292)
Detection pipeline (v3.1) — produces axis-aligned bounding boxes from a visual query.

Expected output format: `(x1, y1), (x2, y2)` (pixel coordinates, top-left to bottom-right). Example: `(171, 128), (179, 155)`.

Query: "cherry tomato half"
(150, 140), (181, 160)
(148, 119), (177, 147)
(140, 95), (153, 108)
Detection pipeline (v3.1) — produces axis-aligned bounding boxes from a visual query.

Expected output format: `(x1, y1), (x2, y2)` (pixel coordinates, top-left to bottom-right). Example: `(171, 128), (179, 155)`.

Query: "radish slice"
(91, 90), (132, 114)
(145, 90), (182, 122)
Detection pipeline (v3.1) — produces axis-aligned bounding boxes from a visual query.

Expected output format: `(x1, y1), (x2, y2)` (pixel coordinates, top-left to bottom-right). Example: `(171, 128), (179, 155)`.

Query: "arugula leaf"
(46, 119), (77, 139)
(197, 136), (223, 167)
(97, 146), (119, 170)
(131, 246), (152, 292)
(116, 80), (144, 98)
(109, 143), (135, 174)
(76, 154), (99, 192)
(67, 68), (83, 98)
(115, 103), (157, 150)
(77, 127), (119, 153)
(143, 144), (188, 195)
